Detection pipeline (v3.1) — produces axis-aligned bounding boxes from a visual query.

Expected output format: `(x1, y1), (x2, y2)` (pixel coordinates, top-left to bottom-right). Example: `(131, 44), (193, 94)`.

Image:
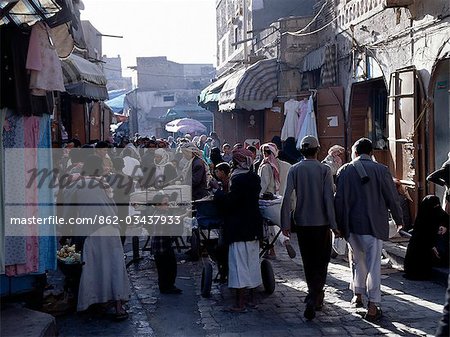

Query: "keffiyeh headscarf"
(154, 148), (171, 167)
(328, 145), (345, 167)
(232, 148), (253, 171)
(179, 141), (212, 184)
(260, 142), (281, 192)
(179, 141), (203, 158)
(323, 144), (345, 176)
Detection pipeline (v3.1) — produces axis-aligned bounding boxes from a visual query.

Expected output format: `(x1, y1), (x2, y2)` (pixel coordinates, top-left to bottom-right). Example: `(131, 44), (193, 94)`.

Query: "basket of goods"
(57, 245), (83, 294)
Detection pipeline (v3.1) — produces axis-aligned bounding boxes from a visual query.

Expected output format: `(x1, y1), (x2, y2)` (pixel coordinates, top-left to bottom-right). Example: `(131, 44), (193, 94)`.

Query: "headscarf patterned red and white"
(260, 142), (281, 192)
(231, 148), (253, 171)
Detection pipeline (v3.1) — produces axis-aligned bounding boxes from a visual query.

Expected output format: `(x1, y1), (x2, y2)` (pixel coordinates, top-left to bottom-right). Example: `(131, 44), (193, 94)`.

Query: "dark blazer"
(335, 155), (403, 240)
(215, 171), (263, 244)
(192, 157), (208, 200)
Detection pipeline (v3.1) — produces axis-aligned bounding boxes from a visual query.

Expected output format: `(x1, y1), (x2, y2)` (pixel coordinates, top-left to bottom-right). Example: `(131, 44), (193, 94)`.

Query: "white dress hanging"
(296, 95), (319, 149)
(281, 99), (301, 141)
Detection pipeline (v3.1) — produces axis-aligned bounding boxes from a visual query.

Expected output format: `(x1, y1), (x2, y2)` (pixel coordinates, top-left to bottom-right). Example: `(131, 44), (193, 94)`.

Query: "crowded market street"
(51, 237), (446, 337)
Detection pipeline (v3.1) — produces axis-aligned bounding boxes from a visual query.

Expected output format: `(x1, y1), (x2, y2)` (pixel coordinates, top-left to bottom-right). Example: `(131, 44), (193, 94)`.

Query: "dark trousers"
(154, 248), (177, 291)
(296, 225), (332, 306)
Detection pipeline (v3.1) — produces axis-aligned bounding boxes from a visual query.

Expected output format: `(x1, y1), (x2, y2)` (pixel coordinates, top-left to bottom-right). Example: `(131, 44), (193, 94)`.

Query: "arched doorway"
(428, 58), (450, 198)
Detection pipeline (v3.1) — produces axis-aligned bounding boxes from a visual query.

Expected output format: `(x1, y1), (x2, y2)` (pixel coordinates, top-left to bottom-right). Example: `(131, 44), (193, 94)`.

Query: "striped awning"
(218, 58), (278, 111)
(198, 72), (234, 109)
(61, 53), (108, 100)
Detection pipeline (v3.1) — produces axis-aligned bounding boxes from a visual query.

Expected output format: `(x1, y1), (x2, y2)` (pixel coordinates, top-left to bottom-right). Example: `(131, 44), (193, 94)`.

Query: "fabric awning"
(198, 73), (234, 108)
(302, 46), (325, 72)
(0, 0), (61, 26)
(61, 53), (108, 100)
(218, 58), (278, 111)
(105, 93), (128, 114)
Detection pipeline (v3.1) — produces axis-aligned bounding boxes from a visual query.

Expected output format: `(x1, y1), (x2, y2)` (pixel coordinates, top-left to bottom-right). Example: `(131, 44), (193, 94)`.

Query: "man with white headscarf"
(258, 143), (294, 259)
(153, 148), (177, 188)
(179, 142), (209, 200)
(258, 142), (291, 196)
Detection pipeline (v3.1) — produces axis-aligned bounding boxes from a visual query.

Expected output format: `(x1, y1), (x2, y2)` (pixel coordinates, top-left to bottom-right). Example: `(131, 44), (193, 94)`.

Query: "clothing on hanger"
(281, 98), (301, 141)
(296, 95), (319, 149)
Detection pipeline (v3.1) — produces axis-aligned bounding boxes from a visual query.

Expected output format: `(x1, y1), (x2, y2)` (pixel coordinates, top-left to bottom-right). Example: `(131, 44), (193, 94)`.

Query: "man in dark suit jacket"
(335, 138), (403, 322)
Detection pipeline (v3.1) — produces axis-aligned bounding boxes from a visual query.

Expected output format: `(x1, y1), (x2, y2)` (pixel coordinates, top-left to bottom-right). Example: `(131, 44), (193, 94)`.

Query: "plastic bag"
(332, 233), (347, 256)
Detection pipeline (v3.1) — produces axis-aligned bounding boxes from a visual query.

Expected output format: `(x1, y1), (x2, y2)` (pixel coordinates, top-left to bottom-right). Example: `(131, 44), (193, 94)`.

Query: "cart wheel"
(201, 261), (213, 298)
(261, 259), (275, 295)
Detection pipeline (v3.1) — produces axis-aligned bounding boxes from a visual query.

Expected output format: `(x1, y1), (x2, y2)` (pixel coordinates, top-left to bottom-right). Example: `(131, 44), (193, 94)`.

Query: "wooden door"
(316, 87), (346, 161)
(263, 102), (284, 143)
(71, 101), (86, 144)
(388, 67), (422, 206)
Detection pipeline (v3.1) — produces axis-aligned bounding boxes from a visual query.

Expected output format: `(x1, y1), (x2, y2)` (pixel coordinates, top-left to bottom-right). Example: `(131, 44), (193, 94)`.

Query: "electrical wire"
(251, 0), (328, 53)
(283, 0), (329, 36)
(284, 15), (338, 37)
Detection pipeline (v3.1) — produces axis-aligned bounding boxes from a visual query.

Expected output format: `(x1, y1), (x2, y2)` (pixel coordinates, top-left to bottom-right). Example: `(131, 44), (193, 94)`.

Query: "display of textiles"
(3, 112), (28, 271)
(2, 111), (56, 276)
(37, 114), (57, 273)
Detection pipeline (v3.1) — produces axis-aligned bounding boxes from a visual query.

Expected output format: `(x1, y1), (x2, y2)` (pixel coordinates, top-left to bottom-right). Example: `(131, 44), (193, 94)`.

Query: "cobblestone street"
(55, 238), (446, 337)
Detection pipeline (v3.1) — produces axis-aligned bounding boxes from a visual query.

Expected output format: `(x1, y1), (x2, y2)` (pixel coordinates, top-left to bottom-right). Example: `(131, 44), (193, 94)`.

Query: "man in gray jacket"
(281, 135), (339, 320)
(335, 138), (403, 322)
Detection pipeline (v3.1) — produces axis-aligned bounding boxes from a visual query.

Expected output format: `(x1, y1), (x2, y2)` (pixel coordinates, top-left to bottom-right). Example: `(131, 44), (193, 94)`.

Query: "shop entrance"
(429, 58), (450, 198)
(348, 78), (389, 166)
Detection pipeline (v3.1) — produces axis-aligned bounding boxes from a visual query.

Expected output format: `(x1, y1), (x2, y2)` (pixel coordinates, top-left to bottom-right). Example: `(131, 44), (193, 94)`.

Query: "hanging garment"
(8, 117), (41, 276)
(37, 114), (57, 273)
(281, 99), (300, 141)
(3, 113), (27, 272)
(26, 21), (65, 94)
(295, 98), (308, 140)
(296, 95), (319, 149)
(3, 114), (45, 276)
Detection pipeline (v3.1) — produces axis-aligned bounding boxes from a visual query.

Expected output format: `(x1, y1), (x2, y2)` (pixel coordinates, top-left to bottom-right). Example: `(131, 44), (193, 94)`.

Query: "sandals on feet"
(351, 296), (364, 308)
(364, 306), (382, 322)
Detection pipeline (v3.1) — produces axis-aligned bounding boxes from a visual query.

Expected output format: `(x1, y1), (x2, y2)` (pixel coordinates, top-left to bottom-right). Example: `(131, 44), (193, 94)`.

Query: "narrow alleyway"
(53, 237), (446, 337)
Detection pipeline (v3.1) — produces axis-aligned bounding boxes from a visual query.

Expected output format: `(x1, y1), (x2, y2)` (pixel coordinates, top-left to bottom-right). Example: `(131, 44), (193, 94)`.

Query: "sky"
(80, 0), (217, 76)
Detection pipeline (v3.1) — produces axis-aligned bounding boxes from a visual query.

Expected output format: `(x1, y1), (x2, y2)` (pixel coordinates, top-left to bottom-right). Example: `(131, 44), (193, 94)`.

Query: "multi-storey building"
(125, 57), (216, 138)
(202, 0), (450, 210)
(216, 0), (315, 75)
(103, 55), (132, 91)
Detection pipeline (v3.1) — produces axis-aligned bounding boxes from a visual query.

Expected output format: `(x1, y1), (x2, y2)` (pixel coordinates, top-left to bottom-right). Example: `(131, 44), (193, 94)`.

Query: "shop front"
(216, 58), (278, 145)
(60, 53), (109, 144)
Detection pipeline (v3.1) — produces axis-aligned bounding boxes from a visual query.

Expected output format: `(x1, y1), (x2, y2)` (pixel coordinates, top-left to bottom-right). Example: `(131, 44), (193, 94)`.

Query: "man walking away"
(281, 135), (339, 320)
(335, 138), (403, 322)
